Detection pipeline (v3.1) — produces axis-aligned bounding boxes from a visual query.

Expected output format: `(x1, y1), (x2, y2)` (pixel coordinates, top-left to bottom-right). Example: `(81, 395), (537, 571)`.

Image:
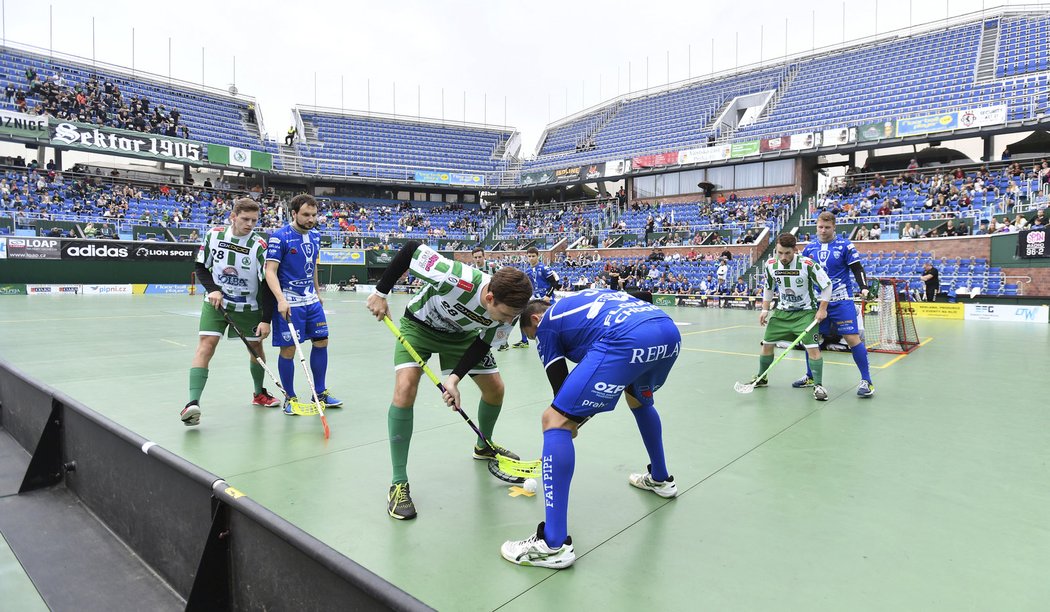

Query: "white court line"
(160, 338), (188, 347)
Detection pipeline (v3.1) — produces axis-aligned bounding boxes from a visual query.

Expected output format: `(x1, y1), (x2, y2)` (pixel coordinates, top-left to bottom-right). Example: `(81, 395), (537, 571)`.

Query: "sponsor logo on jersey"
(218, 267), (248, 287)
(456, 278), (475, 292)
(773, 269), (801, 276)
(218, 241), (251, 254)
(423, 254), (439, 271)
(454, 302), (490, 326)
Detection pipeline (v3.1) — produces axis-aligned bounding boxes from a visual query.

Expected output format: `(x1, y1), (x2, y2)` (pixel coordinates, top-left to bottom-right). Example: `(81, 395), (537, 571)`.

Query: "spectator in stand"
(943, 219), (960, 237)
(855, 225), (870, 241)
(1012, 214), (1029, 231)
(1031, 209), (1047, 229)
(285, 126), (298, 145)
(921, 262), (939, 302)
(974, 219), (990, 235)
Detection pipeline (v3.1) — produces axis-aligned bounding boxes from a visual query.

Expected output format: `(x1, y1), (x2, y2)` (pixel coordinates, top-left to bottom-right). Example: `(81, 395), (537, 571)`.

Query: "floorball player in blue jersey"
(500, 289), (680, 569)
(504, 247), (561, 350)
(264, 194), (342, 414)
(796, 212), (875, 398)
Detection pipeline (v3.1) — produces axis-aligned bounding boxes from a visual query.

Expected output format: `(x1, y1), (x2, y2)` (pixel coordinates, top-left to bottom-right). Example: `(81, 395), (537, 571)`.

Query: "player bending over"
(507, 247), (560, 350)
(366, 241), (533, 520)
(264, 194), (342, 415)
(501, 289), (680, 569)
(794, 212), (876, 397)
(181, 198), (278, 426)
(751, 233), (832, 401)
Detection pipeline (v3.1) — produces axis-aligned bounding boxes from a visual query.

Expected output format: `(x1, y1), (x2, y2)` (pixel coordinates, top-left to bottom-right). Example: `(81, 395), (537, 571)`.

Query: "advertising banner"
(730, 140), (761, 158)
(1017, 228), (1048, 258)
(206, 144), (273, 171)
(0, 283), (27, 295)
(0, 109), (49, 139)
(366, 249), (397, 266)
(521, 170), (554, 186)
(678, 145), (730, 165)
(603, 159), (631, 176)
(957, 105), (1007, 129)
(554, 166), (582, 181)
(318, 249), (367, 265)
(82, 284), (134, 295)
(0, 236), (5, 259)
(26, 284), (82, 295)
(857, 120), (897, 142)
(821, 127), (857, 147)
(145, 284), (196, 294)
(899, 302), (963, 319)
(50, 119), (203, 163)
(632, 152), (679, 168)
(759, 136), (792, 152)
(6, 237), (61, 260)
(964, 304), (1049, 323)
(60, 239), (197, 261)
(895, 113), (957, 138)
(581, 164), (604, 180)
(652, 294), (677, 306)
(789, 132), (819, 150)
(413, 170), (484, 186)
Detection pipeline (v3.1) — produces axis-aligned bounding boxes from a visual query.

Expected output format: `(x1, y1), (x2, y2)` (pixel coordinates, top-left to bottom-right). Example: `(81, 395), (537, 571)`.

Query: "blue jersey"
(803, 237), (860, 302)
(266, 224), (321, 306)
(526, 262), (559, 298)
(535, 289), (669, 367)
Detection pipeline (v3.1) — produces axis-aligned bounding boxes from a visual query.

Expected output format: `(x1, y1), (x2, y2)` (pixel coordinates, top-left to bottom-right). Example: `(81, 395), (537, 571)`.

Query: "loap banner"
(0, 109), (49, 139)
(50, 118), (203, 163)
(60, 239), (198, 261)
(5, 236), (61, 260)
(964, 303), (1049, 323)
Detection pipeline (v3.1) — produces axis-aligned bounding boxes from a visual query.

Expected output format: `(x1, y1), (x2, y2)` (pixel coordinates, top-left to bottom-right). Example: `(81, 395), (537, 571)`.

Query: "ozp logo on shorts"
(592, 382), (626, 398)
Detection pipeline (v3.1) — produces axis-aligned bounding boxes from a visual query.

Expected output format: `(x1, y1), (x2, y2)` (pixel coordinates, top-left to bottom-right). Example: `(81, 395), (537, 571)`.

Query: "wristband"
(372, 289), (389, 298)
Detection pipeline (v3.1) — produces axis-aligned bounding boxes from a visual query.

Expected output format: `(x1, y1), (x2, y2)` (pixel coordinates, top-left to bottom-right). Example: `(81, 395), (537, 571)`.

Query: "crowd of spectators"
(6, 67), (189, 138)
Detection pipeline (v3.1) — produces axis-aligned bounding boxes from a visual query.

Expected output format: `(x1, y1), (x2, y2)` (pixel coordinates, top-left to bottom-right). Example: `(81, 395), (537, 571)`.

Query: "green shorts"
(393, 316), (498, 376)
(198, 301), (264, 340)
(762, 309), (821, 348)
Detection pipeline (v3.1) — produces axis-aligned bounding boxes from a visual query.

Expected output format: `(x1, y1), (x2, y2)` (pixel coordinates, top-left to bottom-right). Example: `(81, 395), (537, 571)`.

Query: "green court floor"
(0, 294), (1047, 610)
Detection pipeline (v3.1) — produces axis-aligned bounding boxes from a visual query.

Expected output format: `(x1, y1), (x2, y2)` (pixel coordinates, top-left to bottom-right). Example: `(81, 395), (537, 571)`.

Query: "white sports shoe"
(628, 465), (679, 498)
(813, 384), (829, 401)
(501, 522), (576, 569)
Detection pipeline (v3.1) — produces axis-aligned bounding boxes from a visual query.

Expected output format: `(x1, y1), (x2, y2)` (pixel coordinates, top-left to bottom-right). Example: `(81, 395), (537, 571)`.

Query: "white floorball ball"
(523, 478), (537, 493)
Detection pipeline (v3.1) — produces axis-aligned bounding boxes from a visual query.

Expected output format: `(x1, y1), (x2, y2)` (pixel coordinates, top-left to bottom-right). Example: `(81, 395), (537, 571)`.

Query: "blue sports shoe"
(283, 396), (299, 416)
(317, 389), (343, 408)
(857, 380), (875, 398)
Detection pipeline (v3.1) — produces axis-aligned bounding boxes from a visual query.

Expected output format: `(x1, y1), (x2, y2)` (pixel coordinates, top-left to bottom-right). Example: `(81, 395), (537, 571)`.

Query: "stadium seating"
(295, 110), (514, 180)
(0, 47), (262, 151)
(857, 250), (1009, 296)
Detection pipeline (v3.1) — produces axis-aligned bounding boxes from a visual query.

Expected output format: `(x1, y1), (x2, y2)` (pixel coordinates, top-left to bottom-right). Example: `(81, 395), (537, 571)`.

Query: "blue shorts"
(272, 301), (329, 346)
(820, 300), (860, 336)
(552, 317), (681, 419)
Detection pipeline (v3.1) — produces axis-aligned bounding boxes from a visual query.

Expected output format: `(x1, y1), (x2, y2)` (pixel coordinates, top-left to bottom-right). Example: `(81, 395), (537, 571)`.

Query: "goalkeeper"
(750, 234), (832, 401)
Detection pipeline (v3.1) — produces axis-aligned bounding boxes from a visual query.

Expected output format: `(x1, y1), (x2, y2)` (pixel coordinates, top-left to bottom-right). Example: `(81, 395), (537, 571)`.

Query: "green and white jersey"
(405, 244), (514, 346)
(764, 254), (831, 311)
(476, 260), (501, 275)
(196, 226), (268, 312)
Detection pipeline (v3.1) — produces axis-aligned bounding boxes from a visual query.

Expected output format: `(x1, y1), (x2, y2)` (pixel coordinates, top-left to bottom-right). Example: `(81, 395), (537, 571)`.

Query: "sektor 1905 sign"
(50, 120), (202, 163)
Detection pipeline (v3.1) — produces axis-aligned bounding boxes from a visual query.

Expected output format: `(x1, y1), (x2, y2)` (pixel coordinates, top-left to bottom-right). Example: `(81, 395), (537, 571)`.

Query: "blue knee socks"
(632, 405), (669, 481)
(851, 343), (872, 382)
(278, 356), (296, 399)
(541, 428), (574, 548)
(310, 345), (328, 392)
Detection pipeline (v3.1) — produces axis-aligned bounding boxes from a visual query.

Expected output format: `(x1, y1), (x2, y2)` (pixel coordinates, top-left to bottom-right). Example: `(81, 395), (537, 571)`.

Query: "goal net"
(862, 278), (921, 354)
